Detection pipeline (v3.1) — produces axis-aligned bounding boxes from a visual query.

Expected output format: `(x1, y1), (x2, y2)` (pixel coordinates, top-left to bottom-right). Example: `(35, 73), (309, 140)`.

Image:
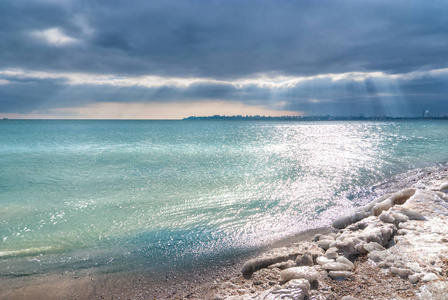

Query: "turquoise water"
(1, 120), (448, 276)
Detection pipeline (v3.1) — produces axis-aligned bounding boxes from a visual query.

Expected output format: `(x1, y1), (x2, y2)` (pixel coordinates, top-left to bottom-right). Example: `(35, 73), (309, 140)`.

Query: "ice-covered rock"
(406, 262), (422, 273)
(391, 212), (409, 223)
(330, 217), (396, 256)
(280, 266), (319, 283)
(373, 198), (394, 216)
(317, 239), (333, 250)
(295, 253), (313, 266)
(268, 260), (295, 270)
(286, 278), (310, 291)
(389, 188), (416, 205)
(328, 271), (353, 279)
(409, 273), (420, 284)
(322, 262), (352, 271)
(367, 250), (385, 262)
(391, 207), (427, 221)
(228, 181), (448, 300)
(316, 256), (334, 266)
(332, 209), (371, 229)
(268, 279), (310, 300)
(417, 280), (448, 299)
(359, 187), (448, 286)
(241, 246), (304, 274)
(332, 188), (416, 229)
(306, 248), (326, 265)
(336, 256), (354, 268)
(379, 211), (395, 223)
(325, 247), (338, 259)
(363, 242), (385, 253)
(421, 273), (438, 282)
(438, 181), (448, 191)
(390, 267), (413, 278)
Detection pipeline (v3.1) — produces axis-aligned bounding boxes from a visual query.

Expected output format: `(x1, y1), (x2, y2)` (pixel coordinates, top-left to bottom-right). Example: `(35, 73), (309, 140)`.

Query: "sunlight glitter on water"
(1, 120), (448, 275)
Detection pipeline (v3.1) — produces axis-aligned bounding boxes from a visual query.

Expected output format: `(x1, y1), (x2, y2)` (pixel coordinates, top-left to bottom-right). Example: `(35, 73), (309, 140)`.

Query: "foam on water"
(1, 120), (448, 276)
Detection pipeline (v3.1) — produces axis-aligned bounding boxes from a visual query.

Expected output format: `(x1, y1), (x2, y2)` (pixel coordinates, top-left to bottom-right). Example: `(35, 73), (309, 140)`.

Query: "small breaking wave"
(0, 245), (69, 258)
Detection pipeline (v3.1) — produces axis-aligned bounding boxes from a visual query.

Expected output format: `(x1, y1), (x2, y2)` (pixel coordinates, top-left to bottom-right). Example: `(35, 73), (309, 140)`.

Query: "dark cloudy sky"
(1, 0), (448, 118)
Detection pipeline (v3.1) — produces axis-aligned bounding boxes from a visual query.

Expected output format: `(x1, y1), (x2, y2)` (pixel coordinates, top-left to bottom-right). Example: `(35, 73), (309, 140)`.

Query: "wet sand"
(0, 227), (332, 300)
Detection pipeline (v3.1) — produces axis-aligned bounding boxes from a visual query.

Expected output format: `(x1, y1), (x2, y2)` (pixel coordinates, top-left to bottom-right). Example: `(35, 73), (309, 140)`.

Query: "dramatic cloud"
(0, 0), (447, 118)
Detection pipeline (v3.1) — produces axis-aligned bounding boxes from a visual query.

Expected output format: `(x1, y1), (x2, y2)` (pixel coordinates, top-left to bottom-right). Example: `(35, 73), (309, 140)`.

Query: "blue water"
(1, 120), (448, 276)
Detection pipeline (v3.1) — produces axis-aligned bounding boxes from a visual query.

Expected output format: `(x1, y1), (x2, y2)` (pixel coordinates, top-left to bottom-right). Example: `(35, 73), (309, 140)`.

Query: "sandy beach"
(0, 227), (332, 299)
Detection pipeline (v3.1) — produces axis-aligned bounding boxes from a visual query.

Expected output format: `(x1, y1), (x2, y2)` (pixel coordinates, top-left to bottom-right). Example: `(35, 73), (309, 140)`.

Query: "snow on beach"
(212, 169), (448, 299)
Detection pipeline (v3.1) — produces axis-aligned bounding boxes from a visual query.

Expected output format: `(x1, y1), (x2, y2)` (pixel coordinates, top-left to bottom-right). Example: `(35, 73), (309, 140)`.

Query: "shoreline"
(1, 166), (447, 299)
(0, 227), (333, 300)
(0, 226), (334, 300)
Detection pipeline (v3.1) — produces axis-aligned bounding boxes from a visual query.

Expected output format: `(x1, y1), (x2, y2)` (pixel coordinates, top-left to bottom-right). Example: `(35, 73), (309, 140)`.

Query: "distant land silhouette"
(183, 114), (448, 121)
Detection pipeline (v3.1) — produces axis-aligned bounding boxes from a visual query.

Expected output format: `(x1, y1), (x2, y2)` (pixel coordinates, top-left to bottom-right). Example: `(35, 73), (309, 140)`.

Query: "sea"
(1, 119), (448, 281)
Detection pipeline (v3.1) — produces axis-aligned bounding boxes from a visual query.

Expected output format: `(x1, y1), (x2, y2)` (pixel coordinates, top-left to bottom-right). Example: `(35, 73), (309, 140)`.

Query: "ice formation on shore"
(216, 171), (448, 299)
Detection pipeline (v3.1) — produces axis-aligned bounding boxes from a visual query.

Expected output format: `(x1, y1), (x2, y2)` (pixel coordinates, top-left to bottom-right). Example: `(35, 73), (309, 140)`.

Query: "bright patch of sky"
(31, 28), (80, 46)
(2, 68), (447, 89)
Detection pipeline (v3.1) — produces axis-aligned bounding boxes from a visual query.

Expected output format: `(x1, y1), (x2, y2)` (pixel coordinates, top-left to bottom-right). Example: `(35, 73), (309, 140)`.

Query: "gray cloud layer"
(1, 0), (448, 116)
(2, 70), (448, 117)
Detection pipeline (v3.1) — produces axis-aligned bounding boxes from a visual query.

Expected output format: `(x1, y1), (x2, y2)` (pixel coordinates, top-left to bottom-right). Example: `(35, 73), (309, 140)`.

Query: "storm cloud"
(1, 0), (448, 117)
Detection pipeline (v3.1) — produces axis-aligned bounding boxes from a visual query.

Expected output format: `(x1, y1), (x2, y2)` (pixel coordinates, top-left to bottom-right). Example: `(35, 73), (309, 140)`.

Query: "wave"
(0, 245), (70, 258)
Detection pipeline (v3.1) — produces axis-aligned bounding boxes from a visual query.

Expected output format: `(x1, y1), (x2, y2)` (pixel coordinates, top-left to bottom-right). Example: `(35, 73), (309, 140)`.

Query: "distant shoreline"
(183, 115), (448, 121)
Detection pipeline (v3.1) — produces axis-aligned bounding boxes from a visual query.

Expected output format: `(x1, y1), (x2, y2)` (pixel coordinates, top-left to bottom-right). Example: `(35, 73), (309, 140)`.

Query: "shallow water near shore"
(1, 120), (448, 288)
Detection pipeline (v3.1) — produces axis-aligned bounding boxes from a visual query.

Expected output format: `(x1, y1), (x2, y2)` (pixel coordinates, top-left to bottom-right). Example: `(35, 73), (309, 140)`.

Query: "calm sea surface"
(1, 120), (448, 276)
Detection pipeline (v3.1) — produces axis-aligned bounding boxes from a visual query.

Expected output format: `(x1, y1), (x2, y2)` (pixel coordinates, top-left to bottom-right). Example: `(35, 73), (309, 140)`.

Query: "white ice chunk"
(316, 256), (334, 266)
(379, 211), (395, 223)
(317, 239), (334, 250)
(325, 247), (339, 259)
(336, 256), (354, 268)
(280, 266), (319, 282)
(422, 273), (438, 282)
